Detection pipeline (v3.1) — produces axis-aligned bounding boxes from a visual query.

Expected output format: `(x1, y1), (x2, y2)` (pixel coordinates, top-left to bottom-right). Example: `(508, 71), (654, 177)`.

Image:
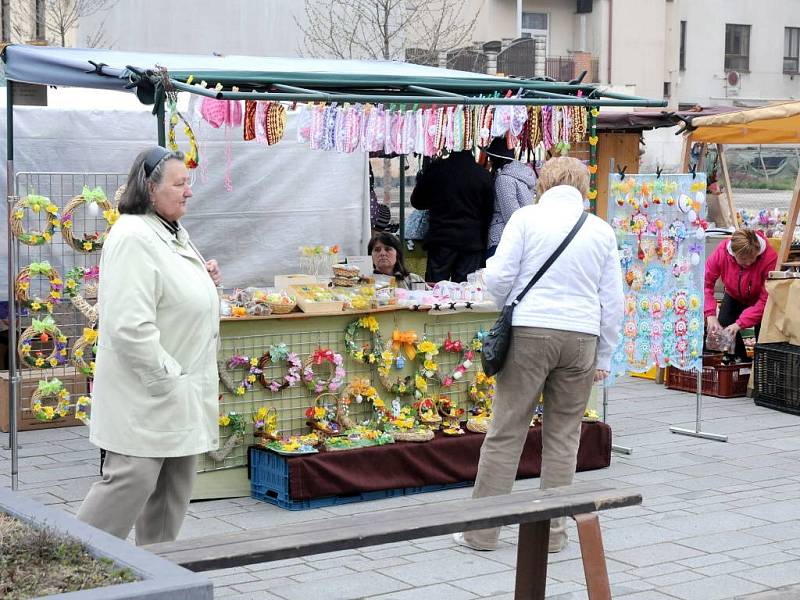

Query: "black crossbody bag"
(481, 211), (588, 376)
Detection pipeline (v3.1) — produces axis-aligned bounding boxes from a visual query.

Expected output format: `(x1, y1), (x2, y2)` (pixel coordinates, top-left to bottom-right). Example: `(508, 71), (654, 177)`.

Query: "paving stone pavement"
(3, 377), (800, 599)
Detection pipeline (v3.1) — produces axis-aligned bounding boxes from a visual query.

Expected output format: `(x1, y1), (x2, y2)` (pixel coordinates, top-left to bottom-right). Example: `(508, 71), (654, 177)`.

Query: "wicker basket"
(255, 407), (282, 442)
(391, 427), (434, 442)
(267, 300), (297, 314)
(307, 392), (344, 438)
(466, 415), (492, 434)
(417, 398), (442, 430)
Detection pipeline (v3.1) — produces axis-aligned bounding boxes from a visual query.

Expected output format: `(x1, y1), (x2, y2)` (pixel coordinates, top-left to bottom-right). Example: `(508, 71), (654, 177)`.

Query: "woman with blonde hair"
(454, 156), (624, 554)
(704, 228), (777, 362)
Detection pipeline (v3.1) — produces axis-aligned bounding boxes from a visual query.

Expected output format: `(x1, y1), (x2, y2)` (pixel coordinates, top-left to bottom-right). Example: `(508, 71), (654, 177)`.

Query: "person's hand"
(205, 259), (222, 286)
(594, 369), (609, 382)
(723, 322), (741, 337)
(706, 316), (721, 334)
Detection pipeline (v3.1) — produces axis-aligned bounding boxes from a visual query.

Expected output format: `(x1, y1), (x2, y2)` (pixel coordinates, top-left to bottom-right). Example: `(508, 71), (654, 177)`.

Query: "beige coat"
(90, 214), (220, 457)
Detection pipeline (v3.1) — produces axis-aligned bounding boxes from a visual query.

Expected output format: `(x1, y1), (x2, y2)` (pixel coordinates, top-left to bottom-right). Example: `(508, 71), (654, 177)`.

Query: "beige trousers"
(465, 327), (597, 549)
(77, 451), (197, 546)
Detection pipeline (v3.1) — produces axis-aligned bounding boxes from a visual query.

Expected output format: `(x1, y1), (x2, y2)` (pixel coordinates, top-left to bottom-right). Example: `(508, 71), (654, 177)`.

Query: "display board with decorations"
(7, 173), (125, 431)
(607, 173), (708, 379)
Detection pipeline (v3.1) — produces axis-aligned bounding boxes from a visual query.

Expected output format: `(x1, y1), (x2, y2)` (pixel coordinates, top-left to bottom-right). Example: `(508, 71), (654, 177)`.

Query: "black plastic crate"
(753, 342), (800, 416)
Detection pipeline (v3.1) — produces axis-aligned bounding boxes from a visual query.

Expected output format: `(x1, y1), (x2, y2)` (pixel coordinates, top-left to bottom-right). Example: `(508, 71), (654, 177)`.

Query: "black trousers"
(425, 245), (484, 283)
(717, 293), (759, 362)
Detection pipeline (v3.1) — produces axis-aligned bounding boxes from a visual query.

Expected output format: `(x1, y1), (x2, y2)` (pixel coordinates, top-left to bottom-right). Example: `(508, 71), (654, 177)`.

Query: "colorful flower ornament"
(304, 348), (345, 394)
(60, 186), (117, 253)
(220, 354), (262, 396)
(30, 378), (71, 422)
(18, 317), (68, 369)
(14, 262), (63, 313)
(344, 316), (382, 364)
(71, 327), (98, 377)
(258, 344), (308, 392)
(75, 395), (91, 424)
(344, 377), (390, 423)
(438, 332), (482, 387)
(11, 195), (60, 246)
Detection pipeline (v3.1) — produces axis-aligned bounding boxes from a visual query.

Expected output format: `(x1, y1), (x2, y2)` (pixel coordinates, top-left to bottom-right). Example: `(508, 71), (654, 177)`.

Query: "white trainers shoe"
(452, 532), (496, 551)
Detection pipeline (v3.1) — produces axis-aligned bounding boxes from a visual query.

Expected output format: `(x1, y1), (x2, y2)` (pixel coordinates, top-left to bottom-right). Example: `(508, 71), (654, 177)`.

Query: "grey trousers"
(465, 327), (597, 549)
(77, 451), (197, 546)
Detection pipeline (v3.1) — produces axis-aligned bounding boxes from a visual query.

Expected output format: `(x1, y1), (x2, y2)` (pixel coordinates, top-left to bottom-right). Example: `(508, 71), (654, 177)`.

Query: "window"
(679, 21), (687, 71)
(785, 27), (800, 73)
(725, 23), (750, 71)
(663, 81), (671, 98)
(521, 12), (548, 40)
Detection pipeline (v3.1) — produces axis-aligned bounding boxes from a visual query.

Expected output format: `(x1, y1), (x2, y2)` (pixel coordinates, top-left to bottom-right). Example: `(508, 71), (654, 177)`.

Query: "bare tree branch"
(296, 0), (482, 63)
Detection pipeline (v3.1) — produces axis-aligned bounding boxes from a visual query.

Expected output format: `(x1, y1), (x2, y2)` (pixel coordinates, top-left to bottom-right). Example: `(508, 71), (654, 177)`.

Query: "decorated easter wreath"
(168, 108), (199, 169)
(71, 327), (98, 377)
(344, 316), (382, 364)
(30, 378), (71, 421)
(257, 343), (309, 392)
(14, 262), (63, 313)
(18, 317), (68, 369)
(10, 195), (60, 246)
(437, 332), (482, 387)
(218, 355), (262, 396)
(342, 377), (391, 423)
(60, 186), (119, 253)
(304, 348), (345, 394)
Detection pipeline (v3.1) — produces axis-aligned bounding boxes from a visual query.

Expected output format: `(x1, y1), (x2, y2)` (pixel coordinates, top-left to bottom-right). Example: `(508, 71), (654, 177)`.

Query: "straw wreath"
(11, 195), (60, 246)
(14, 262), (63, 313)
(60, 186), (117, 253)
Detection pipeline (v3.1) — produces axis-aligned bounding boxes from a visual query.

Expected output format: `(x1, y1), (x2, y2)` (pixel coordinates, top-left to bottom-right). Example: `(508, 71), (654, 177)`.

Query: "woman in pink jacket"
(704, 229), (777, 362)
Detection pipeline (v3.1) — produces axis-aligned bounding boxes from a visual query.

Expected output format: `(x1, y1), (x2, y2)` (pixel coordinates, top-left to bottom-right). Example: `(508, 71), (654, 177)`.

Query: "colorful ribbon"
(82, 186), (107, 203)
(391, 330), (418, 360)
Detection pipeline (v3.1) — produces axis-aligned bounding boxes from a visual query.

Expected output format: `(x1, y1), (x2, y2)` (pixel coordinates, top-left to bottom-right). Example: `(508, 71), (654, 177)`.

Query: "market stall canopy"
(687, 101), (800, 144)
(2, 44), (665, 108)
(597, 105), (737, 132)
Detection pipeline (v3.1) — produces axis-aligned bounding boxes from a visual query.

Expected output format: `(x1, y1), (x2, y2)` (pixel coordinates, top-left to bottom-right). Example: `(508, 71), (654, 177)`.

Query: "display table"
(247, 422), (611, 509)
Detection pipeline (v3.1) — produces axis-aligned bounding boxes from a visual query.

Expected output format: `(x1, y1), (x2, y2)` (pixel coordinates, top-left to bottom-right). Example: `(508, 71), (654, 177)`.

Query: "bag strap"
(512, 211), (588, 306)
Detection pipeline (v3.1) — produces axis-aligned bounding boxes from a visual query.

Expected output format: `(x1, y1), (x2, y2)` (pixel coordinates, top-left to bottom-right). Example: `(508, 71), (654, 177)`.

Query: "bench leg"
(574, 513), (611, 600)
(514, 520), (549, 600)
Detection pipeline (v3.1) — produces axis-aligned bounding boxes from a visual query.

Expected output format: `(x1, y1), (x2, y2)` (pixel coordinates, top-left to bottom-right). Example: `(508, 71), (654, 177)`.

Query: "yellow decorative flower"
(415, 374), (427, 392)
(35, 358), (45, 367)
(76, 410), (87, 420)
(374, 398), (385, 408)
(31, 302), (41, 311)
(417, 340), (438, 356)
(247, 374), (256, 383)
(353, 350), (364, 362)
(48, 358), (58, 367)
(359, 316), (380, 332)
(423, 359), (437, 372)
(42, 232), (51, 241)
(50, 291), (61, 300)
(43, 406), (55, 419)
(313, 406), (326, 419)
(250, 357), (258, 367)
(82, 241), (93, 251)
(59, 349), (67, 357)
(45, 204), (58, 214)
(235, 385), (246, 395)
(74, 349), (84, 358)
(218, 415), (231, 427)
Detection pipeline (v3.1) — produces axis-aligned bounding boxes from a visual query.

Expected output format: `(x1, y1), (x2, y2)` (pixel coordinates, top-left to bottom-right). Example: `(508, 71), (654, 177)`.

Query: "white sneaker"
(452, 532), (495, 551)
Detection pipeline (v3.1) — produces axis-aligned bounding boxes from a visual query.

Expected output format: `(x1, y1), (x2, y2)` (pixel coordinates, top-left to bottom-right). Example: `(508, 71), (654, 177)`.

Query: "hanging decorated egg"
(677, 194), (693, 213)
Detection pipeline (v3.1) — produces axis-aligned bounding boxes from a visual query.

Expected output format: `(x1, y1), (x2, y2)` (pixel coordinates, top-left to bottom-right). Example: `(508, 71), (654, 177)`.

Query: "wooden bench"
(145, 482), (641, 600)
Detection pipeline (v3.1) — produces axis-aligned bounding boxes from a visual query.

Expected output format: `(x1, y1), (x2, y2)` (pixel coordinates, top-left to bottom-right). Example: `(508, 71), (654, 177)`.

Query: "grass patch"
(0, 513), (137, 599)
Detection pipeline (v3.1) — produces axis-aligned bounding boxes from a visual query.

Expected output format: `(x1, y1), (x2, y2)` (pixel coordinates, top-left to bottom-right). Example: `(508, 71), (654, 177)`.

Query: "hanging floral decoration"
(438, 332), (482, 387)
(30, 378), (71, 422)
(10, 195), (60, 246)
(258, 344), (309, 392)
(304, 348), (345, 394)
(71, 327), (98, 377)
(60, 186), (118, 253)
(219, 354), (262, 396)
(18, 317), (68, 369)
(344, 316), (382, 364)
(15, 262), (63, 313)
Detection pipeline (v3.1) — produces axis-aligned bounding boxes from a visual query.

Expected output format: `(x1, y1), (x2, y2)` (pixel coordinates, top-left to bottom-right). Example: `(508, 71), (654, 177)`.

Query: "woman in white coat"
(77, 146), (222, 546)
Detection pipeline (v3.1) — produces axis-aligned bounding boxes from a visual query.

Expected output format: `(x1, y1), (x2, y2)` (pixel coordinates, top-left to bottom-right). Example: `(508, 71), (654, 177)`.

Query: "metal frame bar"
(168, 79), (666, 108)
(601, 387), (632, 455)
(669, 370), (728, 442)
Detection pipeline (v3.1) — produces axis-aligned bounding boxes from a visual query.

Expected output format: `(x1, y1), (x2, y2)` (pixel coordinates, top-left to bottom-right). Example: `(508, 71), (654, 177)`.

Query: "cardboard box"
(0, 367), (89, 432)
(274, 274), (317, 290)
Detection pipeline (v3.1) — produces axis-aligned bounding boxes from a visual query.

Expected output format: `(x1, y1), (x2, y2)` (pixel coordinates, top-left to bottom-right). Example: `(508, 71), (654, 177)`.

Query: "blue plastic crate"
(249, 446), (473, 511)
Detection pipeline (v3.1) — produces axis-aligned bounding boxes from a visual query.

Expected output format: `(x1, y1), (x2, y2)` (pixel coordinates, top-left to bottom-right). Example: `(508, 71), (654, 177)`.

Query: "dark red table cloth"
(255, 422), (611, 501)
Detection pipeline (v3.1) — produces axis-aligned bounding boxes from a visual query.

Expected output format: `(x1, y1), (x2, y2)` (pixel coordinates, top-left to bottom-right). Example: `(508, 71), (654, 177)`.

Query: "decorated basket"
(390, 427), (434, 443)
(466, 414), (492, 434)
(306, 392), (344, 438)
(266, 299), (297, 314)
(417, 397), (442, 430)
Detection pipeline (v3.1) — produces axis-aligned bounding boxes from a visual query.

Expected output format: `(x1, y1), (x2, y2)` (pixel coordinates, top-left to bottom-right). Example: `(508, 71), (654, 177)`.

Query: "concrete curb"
(0, 486), (212, 600)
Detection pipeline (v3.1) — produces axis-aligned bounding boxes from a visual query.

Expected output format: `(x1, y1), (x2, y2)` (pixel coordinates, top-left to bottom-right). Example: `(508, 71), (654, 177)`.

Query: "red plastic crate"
(665, 354), (751, 398)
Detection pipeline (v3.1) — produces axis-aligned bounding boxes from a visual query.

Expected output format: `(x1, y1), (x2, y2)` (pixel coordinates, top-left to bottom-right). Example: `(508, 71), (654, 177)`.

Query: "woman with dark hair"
(77, 146), (222, 546)
(368, 232), (427, 290)
(484, 137), (535, 259)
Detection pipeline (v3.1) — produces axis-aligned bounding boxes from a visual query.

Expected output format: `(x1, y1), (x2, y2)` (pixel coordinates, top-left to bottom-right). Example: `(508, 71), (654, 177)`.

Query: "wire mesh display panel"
(11, 172), (126, 428)
(204, 311), (497, 473)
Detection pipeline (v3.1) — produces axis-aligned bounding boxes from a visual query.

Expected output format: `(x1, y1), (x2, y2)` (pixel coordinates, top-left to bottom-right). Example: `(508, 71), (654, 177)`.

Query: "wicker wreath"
(74, 395), (91, 425)
(71, 327), (98, 377)
(14, 262), (63, 313)
(65, 266), (100, 323)
(208, 412), (246, 463)
(60, 186), (117, 253)
(11, 195), (60, 246)
(217, 355), (261, 396)
(18, 318), (68, 369)
(258, 345), (307, 392)
(304, 349), (345, 394)
(344, 316), (383, 364)
(30, 378), (71, 422)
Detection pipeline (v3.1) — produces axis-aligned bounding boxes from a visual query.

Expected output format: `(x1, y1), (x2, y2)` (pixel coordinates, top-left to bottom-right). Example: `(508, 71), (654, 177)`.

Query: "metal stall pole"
(156, 97), (166, 148)
(602, 386), (632, 455)
(670, 369), (727, 442)
(5, 81), (20, 488)
(398, 154), (405, 246)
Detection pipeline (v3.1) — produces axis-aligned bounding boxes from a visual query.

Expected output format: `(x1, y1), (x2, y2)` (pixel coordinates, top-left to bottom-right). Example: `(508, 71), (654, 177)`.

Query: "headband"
(143, 146), (171, 178)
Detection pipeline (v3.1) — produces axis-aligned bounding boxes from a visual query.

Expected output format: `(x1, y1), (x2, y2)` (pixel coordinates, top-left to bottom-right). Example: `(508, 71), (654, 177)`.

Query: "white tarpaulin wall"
(0, 90), (370, 296)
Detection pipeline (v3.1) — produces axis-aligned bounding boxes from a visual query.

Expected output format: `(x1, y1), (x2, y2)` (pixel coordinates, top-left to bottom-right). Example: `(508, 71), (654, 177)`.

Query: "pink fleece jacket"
(703, 231), (777, 329)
